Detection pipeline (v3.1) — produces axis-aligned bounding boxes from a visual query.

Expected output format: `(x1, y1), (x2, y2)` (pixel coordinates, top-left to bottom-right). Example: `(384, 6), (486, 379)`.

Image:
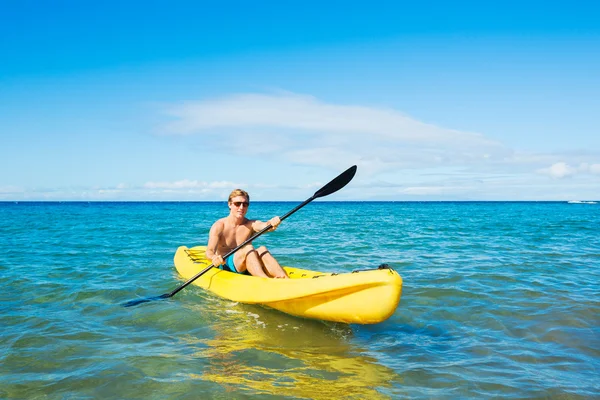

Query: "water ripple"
(1, 201), (599, 399)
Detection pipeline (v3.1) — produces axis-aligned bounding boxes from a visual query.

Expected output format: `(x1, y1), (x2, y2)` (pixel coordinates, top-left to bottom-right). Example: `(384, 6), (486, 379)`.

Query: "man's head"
(228, 189), (250, 215)
(228, 189), (249, 204)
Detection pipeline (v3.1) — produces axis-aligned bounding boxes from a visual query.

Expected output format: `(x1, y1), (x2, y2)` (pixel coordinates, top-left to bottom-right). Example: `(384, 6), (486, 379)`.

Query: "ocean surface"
(1, 201), (599, 399)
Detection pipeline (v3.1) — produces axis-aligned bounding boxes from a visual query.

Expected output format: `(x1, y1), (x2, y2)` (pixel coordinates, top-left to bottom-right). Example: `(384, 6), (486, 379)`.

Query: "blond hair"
(228, 189), (250, 203)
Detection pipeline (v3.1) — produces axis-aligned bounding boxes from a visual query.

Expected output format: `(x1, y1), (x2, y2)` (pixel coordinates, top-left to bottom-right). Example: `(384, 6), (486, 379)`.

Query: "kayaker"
(206, 189), (289, 278)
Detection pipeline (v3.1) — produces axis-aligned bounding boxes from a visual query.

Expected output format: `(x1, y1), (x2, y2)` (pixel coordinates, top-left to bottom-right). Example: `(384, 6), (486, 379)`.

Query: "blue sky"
(1, 0), (599, 201)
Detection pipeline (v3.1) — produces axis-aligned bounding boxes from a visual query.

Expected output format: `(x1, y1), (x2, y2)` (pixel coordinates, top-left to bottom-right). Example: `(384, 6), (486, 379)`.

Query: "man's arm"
(251, 216), (281, 232)
(206, 220), (224, 265)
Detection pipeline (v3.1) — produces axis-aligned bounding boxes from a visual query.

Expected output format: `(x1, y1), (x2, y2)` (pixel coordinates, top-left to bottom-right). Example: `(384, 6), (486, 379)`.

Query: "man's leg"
(235, 244), (270, 278)
(256, 246), (288, 278)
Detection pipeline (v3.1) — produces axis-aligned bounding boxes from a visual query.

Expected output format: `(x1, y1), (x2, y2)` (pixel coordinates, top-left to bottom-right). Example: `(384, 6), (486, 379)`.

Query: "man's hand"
(211, 255), (225, 266)
(269, 216), (281, 231)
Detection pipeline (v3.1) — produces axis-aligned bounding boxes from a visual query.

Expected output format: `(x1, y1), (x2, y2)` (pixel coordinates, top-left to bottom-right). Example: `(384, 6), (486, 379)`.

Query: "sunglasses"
(232, 201), (249, 208)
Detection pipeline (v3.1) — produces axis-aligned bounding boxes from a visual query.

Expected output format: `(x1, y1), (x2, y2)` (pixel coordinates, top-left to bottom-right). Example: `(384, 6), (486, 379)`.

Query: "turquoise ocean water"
(1, 201), (599, 399)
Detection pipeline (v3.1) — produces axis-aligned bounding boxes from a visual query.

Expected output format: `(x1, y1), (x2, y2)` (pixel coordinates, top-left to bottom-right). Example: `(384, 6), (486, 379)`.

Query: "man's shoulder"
(211, 218), (227, 230)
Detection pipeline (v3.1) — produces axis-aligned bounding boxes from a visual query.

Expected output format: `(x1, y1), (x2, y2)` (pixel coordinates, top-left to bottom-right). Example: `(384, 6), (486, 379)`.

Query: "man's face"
(229, 195), (249, 217)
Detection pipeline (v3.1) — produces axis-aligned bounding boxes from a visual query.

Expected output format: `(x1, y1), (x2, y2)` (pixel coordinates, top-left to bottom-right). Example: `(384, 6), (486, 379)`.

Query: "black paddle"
(123, 165), (357, 307)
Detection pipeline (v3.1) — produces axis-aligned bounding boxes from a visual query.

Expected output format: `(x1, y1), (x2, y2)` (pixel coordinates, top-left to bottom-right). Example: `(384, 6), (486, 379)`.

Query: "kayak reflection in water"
(206, 189), (289, 279)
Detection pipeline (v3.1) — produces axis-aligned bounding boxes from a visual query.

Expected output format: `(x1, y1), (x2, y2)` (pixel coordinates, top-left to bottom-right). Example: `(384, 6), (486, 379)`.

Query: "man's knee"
(236, 244), (257, 263)
(239, 244), (255, 254)
(256, 245), (269, 257)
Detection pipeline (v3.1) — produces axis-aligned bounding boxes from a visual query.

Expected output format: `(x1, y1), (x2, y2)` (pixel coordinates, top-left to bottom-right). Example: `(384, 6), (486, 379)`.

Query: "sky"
(1, 0), (599, 201)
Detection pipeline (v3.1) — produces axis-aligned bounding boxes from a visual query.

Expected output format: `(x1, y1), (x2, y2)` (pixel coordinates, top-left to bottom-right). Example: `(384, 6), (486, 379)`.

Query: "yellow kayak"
(174, 246), (402, 324)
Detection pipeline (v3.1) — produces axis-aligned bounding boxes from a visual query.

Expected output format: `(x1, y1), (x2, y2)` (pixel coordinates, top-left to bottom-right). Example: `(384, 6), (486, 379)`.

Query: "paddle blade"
(313, 165), (357, 199)
(122, 293), (171, 307)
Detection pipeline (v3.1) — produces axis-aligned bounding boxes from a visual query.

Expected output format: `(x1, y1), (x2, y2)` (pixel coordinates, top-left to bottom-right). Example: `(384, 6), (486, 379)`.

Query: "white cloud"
(5, 92), (596, 201)
(402, 186), (448, 195)
(0, 185), (23, 194)
(155, 92), (600, 202)
(163, 93), (495, 145)
(160, 92), (516, 174)
(580, 163), (600, 175)
(537, 162), (600, 179)
(537, 162), (577, 179)
(143, 179), (242, 190)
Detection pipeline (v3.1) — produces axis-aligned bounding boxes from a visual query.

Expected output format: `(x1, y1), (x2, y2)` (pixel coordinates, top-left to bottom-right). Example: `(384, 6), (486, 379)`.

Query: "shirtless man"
(205, 189), (289, 278)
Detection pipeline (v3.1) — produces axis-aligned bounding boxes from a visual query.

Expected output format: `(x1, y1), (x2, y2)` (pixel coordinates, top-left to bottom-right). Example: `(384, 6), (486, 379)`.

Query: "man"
(205, 189), (289, 278)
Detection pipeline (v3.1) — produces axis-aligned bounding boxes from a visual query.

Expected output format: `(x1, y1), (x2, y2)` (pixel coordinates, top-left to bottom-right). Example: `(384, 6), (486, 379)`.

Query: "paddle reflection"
(182, 300), (400, 399)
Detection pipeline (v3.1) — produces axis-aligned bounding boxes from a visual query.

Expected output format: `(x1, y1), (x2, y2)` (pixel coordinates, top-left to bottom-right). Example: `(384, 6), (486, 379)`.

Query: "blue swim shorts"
(219, 256), (249, 275)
